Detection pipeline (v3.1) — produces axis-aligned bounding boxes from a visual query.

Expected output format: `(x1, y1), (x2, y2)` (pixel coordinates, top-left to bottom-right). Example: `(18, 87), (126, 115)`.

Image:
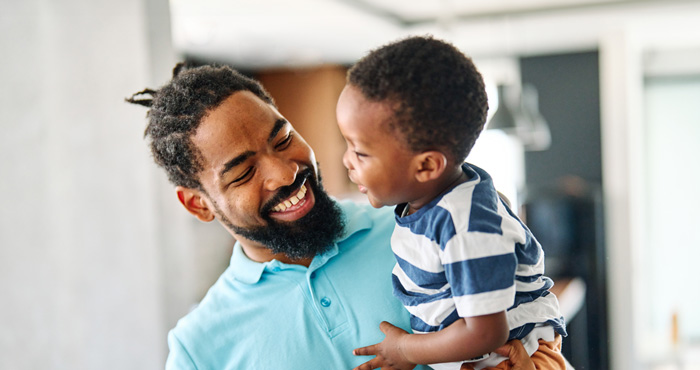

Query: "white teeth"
(272, 183), (308, 212)
(297, 185), (307, 198)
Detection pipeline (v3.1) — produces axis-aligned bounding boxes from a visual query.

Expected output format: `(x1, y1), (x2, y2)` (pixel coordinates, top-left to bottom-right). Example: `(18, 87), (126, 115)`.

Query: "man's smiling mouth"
(271, 183), (308, 212)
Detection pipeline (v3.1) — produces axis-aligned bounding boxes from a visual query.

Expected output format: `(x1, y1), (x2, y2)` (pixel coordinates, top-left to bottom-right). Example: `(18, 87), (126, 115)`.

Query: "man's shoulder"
(166, 267), (266, 367)
(336, 199), (395, 235)
(168, 274), (232, 336)
(332, 199), (396, 263)
(337, 198), (393, 218)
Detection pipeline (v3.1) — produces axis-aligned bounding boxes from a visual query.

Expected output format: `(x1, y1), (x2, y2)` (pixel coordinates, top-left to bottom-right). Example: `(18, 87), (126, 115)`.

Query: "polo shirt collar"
(229, 201), (374, 285)
(229, 244), (267, 284)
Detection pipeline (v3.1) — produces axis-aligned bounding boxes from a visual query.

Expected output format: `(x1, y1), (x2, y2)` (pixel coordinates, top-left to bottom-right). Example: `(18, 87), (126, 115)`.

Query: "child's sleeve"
(441, 230), (518, 318)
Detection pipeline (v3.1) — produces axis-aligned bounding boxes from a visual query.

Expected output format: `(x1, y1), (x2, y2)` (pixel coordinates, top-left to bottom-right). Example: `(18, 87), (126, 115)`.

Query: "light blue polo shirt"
(165, 200), (430, 370)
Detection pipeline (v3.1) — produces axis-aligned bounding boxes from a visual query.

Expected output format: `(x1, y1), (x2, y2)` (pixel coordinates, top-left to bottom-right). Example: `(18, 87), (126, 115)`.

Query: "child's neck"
(405, 165), (467, 216)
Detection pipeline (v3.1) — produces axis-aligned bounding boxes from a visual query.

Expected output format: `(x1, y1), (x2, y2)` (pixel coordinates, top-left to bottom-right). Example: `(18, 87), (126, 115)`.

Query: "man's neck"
(239, 241), (313, 267)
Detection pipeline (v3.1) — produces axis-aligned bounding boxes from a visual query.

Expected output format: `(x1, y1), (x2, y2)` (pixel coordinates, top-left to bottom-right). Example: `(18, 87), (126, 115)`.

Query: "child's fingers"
(352, 357), (382, 370)
(379, 321), (399, 333)
(353, 344), (379, 357)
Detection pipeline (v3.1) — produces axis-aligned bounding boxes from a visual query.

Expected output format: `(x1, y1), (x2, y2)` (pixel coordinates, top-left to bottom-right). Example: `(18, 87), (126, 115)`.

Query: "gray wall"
(0, 1), (233, 368)
(520, 51), (602, 191)
(519, 51), (608, 370)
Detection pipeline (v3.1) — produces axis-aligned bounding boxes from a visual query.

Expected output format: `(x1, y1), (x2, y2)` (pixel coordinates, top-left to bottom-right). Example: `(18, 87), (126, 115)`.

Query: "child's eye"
(275, 133), (293, 150)
(354, 151), (367, 159)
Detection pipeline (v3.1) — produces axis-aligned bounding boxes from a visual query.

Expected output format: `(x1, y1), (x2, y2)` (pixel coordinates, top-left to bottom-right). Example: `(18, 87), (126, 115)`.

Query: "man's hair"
(126, 63), (275, 189)
(347, 35), (488, 162)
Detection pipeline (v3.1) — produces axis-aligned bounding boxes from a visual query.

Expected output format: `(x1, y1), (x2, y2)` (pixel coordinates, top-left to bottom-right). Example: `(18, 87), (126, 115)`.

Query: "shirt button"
(320, 297), (331, 307)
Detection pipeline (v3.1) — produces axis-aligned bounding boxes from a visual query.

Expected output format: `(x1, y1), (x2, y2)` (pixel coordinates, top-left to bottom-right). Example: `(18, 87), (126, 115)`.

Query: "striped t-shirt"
(391, 163), (566, 343)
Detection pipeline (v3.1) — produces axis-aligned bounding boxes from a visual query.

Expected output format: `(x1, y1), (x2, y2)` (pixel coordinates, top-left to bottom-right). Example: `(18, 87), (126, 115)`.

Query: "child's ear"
(413, 151), (448, 183)
(175, 186), (215, 222)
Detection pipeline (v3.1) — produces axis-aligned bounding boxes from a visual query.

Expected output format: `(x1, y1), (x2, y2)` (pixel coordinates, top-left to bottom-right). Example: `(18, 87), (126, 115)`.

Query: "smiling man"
(178, 90), (344, 264)
(127, 64), (429, 370)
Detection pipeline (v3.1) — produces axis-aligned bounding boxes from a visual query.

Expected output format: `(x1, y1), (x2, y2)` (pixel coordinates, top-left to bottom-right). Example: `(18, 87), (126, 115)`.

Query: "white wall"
(0, 1), (233, 369)
(640, 74), (700, 363)
(599, 18), (700, 370)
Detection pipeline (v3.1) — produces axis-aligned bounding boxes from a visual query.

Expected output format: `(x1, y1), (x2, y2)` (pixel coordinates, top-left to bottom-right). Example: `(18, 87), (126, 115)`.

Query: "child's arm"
(352, 311), (509, 370)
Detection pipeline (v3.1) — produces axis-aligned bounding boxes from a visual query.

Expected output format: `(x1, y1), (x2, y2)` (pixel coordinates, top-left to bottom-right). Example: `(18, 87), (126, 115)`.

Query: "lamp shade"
(486, 84), (551, 151)
(487, 85), (518, 130)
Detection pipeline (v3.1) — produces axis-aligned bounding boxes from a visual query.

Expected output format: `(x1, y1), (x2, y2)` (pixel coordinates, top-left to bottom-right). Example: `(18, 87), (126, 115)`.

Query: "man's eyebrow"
(218, 119), (288, 180)
(219, 151), (254, 180)
(268, 119), (288, 143)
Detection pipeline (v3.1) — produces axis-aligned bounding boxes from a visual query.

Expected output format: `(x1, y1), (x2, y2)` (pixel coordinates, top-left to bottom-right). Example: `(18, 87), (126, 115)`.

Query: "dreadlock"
(126, 63), (275, 189)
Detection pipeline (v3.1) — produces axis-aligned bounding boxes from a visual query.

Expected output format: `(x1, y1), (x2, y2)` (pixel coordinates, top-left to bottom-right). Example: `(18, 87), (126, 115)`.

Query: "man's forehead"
(195, 92), (277, 140)
(192, 91), (289, 169)
(212, 91), (274, 123)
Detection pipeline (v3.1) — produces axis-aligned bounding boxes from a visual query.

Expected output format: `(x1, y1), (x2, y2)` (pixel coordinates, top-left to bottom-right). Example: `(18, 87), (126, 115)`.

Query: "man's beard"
(217, 168), (345, 261)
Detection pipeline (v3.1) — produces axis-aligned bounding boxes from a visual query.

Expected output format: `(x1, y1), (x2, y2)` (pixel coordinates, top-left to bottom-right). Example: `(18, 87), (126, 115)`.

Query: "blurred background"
(1, 0), (699, 369)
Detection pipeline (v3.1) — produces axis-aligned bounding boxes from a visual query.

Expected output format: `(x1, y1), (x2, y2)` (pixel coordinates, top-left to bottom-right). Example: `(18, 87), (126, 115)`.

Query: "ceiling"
(168, 0), (699, 70)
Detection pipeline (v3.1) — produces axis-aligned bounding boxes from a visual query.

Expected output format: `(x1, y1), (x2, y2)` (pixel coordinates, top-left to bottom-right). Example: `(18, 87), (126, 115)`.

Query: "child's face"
(336, 85), (421, 208)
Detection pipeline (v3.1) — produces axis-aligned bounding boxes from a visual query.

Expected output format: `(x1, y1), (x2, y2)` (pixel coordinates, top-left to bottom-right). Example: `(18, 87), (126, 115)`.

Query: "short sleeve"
(443, 231), (518, 317)
(165, 331), (197, 370)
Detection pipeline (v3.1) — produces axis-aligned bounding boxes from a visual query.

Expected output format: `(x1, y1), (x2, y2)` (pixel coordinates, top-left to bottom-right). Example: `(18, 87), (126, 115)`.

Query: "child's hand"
(352, 321), (416, 370)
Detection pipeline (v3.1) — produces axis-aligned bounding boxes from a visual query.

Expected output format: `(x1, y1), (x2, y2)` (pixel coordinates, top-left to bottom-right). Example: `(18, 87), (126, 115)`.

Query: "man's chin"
(232, 178), (345, 261)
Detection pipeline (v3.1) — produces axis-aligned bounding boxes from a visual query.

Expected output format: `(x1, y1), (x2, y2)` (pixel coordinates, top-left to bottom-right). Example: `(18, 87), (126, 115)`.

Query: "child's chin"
(367, 197), (388, 209)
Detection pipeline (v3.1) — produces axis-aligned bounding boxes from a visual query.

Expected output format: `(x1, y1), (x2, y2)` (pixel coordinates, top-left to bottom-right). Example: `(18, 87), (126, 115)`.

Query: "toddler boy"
(336, 35), (567, 370)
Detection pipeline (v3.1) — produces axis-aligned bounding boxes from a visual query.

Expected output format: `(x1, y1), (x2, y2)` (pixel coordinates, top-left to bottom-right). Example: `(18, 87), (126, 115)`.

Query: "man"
(127, 63), (431, 369)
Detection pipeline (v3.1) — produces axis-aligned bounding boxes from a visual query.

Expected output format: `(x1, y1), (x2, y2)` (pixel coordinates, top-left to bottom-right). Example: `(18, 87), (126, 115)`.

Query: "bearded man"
(127, 63), (429, 370)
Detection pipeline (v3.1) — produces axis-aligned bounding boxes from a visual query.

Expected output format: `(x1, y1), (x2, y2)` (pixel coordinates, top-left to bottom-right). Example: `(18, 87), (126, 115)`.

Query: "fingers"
(353, 344), (378, 357)
(493, 340), (536, 370)
(501, 340), (529, 360)
(459, 362), (476, 370)
(492, 343), (514, 358)
(352, 358), (381, 370)
(493, 340), (516, 358)
(379, 321), (397, 333)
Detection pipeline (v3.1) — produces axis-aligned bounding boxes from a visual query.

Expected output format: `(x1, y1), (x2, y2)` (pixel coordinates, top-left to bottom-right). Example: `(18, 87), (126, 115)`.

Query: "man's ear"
(413, 150), (448, 183)
(175, 186), (215, 222)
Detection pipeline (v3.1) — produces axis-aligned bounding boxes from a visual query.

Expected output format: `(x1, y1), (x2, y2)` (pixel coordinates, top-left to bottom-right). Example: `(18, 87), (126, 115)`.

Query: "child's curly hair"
(347, 35), (489, 163)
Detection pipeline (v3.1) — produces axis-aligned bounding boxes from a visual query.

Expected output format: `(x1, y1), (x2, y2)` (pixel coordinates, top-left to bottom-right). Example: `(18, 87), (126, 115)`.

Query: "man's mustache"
(260, 168), (314, 215)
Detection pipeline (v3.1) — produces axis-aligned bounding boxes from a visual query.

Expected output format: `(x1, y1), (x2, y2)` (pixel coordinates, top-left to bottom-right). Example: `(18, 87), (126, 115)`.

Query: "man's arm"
(352, 311), (509, 370)
(165, 332), (197, 370)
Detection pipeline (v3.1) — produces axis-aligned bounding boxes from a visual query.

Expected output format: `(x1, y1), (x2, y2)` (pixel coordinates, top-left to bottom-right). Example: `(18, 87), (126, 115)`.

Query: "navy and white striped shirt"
(391, 163), (566, 342)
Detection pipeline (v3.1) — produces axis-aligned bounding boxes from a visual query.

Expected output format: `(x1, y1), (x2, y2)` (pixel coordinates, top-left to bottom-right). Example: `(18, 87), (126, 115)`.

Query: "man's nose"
(262, 155), (299, 191)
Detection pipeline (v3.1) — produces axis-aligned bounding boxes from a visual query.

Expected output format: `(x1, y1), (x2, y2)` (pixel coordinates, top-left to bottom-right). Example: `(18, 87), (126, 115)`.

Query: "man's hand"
(459, 339), (535, 370)
(352, 321), (416, 370)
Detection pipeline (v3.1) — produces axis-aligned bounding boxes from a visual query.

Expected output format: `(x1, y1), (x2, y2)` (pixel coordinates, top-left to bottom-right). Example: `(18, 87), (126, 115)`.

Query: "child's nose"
(342, 149), (353, 170)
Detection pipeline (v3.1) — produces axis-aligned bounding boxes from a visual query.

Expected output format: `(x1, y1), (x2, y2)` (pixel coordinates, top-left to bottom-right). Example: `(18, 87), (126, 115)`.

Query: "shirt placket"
(307, 265), (348, 337)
